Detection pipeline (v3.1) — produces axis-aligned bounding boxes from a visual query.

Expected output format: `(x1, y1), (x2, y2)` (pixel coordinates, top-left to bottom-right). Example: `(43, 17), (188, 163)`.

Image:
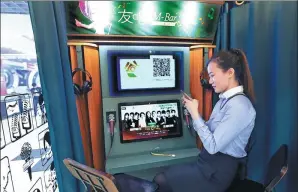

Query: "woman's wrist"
(191, 111), (200, 121)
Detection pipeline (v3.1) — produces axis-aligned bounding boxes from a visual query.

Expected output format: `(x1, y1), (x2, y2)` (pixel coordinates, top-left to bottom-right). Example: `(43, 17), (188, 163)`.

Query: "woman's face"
(152, 112), (156, 117)
(207, 61), (233, 93)
(166, 112), (170, 117)
(134, 114), (139, 119)
(129, 114), (134, 119)
(171, 111), (175, 117)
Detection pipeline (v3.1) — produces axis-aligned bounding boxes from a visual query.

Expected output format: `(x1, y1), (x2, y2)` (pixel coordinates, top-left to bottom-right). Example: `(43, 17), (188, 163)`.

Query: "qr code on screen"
(153, 58), (171, 77)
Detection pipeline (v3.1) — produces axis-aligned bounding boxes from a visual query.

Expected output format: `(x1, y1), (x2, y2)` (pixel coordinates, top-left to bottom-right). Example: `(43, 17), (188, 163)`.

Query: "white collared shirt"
(193, 85), (256, 158)
(219, 86), (244, 99)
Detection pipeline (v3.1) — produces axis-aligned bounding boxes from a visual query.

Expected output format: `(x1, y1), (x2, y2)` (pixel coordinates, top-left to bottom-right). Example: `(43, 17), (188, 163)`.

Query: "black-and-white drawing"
(0, 156), (16, 192)
(20, 142), (34, 181)
(38, 129), (52, 166)
(1, 119), (6, 149)
(21, 98), (33, 133)
(28, 178), (44, 192)
(5, 100), (22, 141)
(30, 83), (42, 117)
(5, 94), (35, 142)
(42, 131), (57, 192)
(36, 93), (47, 127)
(32, 92), (47, 128)
(44, 161), (57, 192)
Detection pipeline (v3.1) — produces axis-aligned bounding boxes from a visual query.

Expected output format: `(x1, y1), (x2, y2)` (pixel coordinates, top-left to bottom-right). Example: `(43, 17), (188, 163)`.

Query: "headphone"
(200, 70), (213, 90)
(235, 1), (245, 6)
(72, 68), (93, 95)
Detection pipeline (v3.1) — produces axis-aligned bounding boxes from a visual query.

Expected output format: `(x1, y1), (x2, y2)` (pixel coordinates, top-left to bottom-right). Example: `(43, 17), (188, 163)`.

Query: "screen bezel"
(116, 55), (177, 91)
(118, 99), (183, 143)
(107, 50), (184, 97)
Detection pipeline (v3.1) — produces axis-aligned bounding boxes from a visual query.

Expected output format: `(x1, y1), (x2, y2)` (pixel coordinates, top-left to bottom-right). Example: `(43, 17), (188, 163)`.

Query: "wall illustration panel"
(0, 2), (59, 192)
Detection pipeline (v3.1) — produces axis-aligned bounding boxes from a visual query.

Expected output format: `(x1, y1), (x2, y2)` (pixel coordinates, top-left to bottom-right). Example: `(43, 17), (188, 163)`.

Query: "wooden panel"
(190, 48), (194, 93)
(190, 48), (204, 115)
(190, 45), (216, 49)
(69, 46), (93, 167)
(83, 46), (104, 171)
(68, 34), (213, 42)
(67, 39), (211, 46)
(68, 42), (98, 48)
(200, 1), (224, 5)
(189, 48), (204, 149)
(203, 48), (214, 121)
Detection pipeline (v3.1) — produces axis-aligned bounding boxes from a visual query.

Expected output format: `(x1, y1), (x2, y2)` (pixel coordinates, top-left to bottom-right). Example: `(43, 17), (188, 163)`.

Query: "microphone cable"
(184, 107), (195, 137)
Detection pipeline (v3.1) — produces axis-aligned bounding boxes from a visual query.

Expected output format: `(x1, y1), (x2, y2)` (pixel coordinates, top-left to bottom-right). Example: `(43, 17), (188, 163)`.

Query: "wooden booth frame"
(68, 38), (215, 171)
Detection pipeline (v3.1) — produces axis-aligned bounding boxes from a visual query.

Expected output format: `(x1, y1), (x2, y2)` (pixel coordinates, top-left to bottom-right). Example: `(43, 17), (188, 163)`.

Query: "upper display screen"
(117, 55), (176, 91)
(65, 1), (221, 39)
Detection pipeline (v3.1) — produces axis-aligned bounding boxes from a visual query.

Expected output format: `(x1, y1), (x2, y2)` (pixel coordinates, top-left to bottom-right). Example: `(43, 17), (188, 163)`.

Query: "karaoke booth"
(2, 1), (297, 192)
(66, 1), (220, 180)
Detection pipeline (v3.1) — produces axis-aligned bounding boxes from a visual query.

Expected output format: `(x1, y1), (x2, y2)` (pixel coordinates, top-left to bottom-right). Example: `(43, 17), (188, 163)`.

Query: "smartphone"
(180, 90), (192, 100)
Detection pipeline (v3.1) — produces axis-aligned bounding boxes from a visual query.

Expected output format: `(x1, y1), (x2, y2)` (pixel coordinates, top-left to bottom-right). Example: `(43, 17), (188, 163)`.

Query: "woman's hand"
(182, 95), (200, 120)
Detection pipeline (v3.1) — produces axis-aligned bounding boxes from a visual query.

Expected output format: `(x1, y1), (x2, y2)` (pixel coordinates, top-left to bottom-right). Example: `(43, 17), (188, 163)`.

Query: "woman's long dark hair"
(208, 49), (256, 103)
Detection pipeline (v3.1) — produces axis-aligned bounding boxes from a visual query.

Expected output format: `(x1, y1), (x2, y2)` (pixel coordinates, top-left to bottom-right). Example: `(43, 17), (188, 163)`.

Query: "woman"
(133, 112), (140, 128)
(139, 112), (147, 128)
(122, 113), (130, 131)
(156, 111), (164, 127)
(153, 49), (256, 192)
(145, 111), (155, 125)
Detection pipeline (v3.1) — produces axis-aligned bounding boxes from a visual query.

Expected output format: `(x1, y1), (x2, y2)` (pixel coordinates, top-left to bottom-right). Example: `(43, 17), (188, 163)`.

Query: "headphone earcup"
(82, 81), (92, 94)
(200, 79), (207, 87)
(200, 79), (213, 90)
(73, 83), (81, 95)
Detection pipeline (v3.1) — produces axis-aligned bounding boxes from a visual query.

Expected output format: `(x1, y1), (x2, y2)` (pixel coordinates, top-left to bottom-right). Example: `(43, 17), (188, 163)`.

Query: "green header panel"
(65, 1), (221, 39)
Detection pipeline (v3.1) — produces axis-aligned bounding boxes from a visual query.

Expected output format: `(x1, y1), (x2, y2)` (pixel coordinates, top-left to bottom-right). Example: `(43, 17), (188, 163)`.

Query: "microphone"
(20, 142), (33, 181)
(107, 112), (116, 136)
(21, 99), (32, 133)
(106, 111), (117, 160)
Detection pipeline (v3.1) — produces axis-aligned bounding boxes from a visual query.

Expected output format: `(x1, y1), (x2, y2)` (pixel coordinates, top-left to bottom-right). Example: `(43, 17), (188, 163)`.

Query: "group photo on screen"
(119, 101), (182, 142)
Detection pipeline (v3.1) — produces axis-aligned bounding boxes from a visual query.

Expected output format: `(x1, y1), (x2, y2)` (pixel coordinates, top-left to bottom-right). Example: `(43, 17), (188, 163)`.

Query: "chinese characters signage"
(65, 1), (221, 39)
